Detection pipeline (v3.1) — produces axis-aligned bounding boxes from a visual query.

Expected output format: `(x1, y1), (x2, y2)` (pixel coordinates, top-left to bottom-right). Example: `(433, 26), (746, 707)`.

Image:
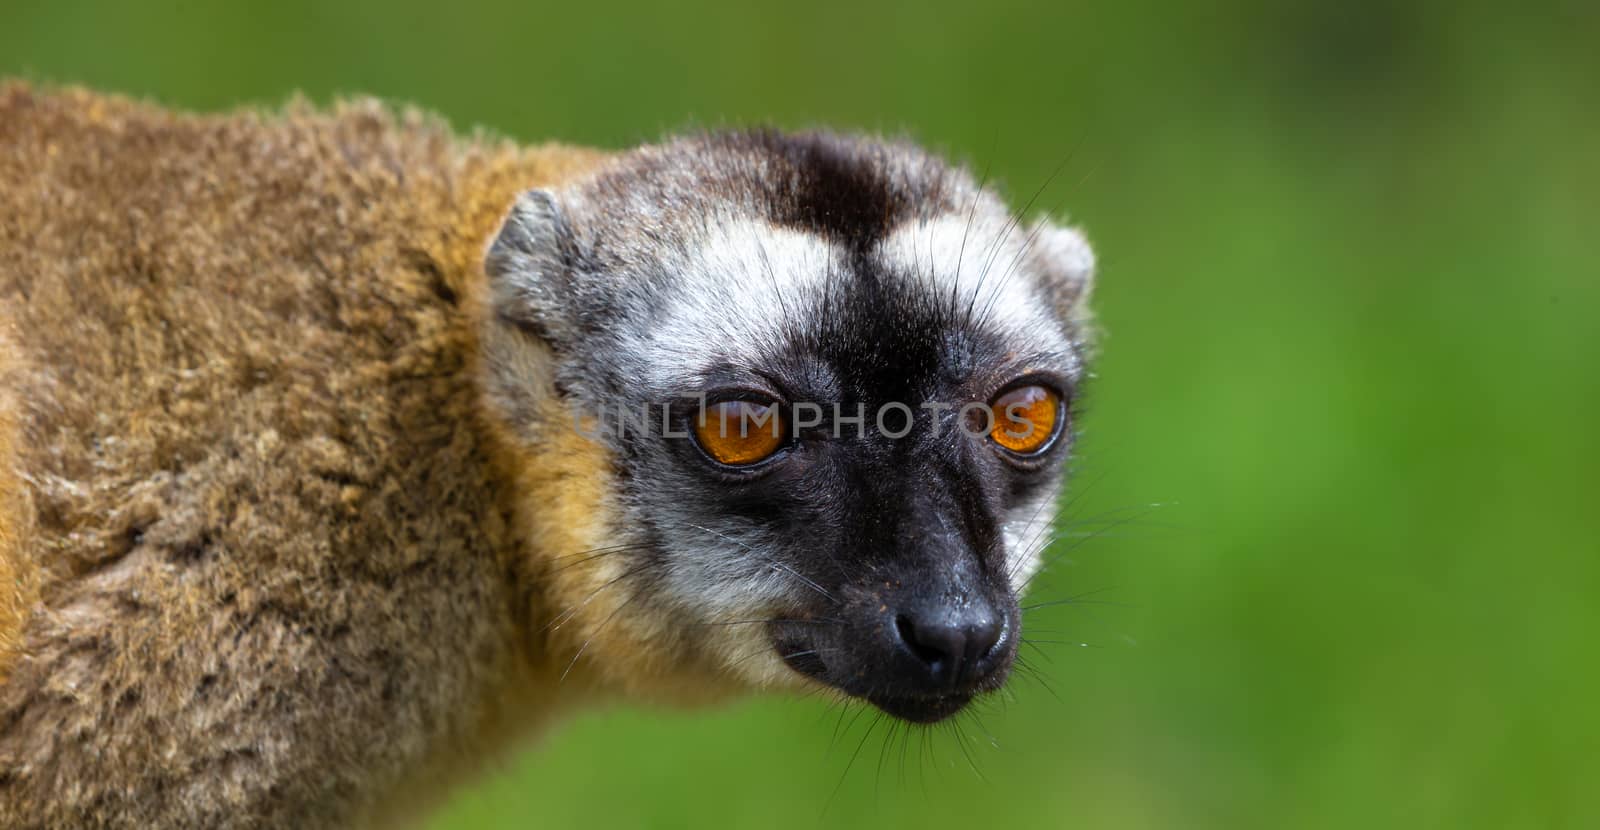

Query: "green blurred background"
(5, 1), (1596, 827)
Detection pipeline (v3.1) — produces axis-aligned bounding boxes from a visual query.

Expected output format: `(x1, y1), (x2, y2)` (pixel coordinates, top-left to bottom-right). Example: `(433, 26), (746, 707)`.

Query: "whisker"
(1021, 506), (1158, 592)
(1012, 654), (1062, 703)
(897, 715), (915, 788)
(1021, 586), (1124, 611)
(558, 587), (644, 683)
(686, 522), (840, 605)
(1005, 467), (1125, 584)
(542, 560), (654, 633)
(967, 710), (1001, 750)
(830, 700), (870, 757)
(947, 717), (988, 783)
(1020, 639), (1056, 664)
(876, 718), (899, 798)
(1022, 637), (1091, 648)
(1005, 484), (1063, 582)
(545, 543), (654, 575)
(949, 138), (996, 320)
(548, 541), (652, 564)
(827, 711), (887, 814)
(694, 616), (843, 627)
(965, 146), (1074, 328)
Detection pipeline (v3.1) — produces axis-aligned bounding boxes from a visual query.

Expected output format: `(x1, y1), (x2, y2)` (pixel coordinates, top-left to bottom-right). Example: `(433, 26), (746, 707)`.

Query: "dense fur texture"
(481, 133), (1095, 713)
(0, 328), (34, 684)
(0, 85), (1095, 827)
(0, 86), (614, 827)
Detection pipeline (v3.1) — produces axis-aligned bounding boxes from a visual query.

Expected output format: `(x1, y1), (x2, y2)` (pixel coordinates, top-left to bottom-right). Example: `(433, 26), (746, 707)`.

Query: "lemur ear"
(485, 189), (577, 345)
(1026, 220), (1096, 324)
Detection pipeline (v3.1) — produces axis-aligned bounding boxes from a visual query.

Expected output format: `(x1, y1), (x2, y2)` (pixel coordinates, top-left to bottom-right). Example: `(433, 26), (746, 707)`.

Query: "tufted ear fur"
(485, 189), (578, 348)
(480, 190), (584, 434)
(1026, 220), (1096, 326)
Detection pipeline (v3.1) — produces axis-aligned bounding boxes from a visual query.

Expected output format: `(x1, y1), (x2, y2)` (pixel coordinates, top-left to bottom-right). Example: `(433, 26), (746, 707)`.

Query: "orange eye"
(989, 384), (1062, 455)
(694, 400), (787, 466)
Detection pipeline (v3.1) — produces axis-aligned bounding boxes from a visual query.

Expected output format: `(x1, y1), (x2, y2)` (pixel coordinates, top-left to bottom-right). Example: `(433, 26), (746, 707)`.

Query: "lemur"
(0, 85), (1096, 828)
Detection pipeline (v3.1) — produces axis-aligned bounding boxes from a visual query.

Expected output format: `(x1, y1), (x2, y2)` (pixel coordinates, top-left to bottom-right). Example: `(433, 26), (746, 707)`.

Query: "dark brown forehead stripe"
(572, 128), (972, 267)
(701, 129), (963, 254)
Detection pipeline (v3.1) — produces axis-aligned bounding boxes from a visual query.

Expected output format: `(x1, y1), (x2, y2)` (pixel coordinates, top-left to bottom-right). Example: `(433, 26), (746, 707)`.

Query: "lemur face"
(483, 131), (1093, 722)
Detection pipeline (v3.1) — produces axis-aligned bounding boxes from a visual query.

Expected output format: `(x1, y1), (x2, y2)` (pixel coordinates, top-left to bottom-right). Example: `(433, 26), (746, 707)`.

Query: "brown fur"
(0, 327), (37, 683)
(0, 85), (719, 827)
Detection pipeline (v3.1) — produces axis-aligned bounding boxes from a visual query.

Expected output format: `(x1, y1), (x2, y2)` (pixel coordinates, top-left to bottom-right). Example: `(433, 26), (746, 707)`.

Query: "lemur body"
(0, 86), (1095, 827)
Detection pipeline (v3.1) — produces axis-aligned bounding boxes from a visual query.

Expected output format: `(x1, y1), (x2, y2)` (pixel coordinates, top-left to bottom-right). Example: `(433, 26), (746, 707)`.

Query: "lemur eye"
(694, 400), (786, 466)
(989, 384), (1062, 456)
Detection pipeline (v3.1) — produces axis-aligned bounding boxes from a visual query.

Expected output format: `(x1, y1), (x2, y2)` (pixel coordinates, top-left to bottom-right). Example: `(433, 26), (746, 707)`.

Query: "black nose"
(891, 603), (1005, 688)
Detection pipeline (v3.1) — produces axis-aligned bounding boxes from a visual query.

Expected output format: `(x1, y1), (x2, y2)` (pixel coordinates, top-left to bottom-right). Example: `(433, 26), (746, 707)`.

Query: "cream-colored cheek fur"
(485, 402), (815, 701)
(1000, 480), (1063, 596)
(478, 318), (792, 704)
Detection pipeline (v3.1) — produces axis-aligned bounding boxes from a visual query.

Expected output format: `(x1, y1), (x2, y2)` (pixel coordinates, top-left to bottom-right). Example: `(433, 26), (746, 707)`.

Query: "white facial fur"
(627, 217), (847, 393)
(873, 215), (1087, 592)
(483, 132), (1096, 696)
(624, 211), (1087, 682)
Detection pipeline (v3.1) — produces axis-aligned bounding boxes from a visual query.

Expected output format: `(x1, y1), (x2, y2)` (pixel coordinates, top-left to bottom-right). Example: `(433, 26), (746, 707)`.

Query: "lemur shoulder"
(0, 84), (1096, 827)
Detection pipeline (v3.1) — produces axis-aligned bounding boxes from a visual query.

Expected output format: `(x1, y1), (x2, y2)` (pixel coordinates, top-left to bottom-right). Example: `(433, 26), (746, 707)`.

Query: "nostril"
(891, 607), (1006, 687)
(970, 616), (1003, 662)
(895, 614), (949, 670)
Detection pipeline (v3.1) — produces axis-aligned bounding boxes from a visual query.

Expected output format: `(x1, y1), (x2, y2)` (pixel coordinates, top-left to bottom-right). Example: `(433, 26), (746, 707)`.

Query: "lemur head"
(481, 130), (1093, 723)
